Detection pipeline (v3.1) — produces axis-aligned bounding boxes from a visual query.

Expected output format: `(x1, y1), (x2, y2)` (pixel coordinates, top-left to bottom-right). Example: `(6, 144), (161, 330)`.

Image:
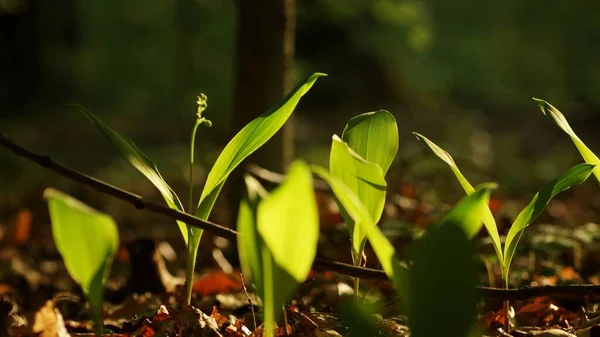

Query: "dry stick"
(4, 132), (600, 301)
(239, 272), (257, 331)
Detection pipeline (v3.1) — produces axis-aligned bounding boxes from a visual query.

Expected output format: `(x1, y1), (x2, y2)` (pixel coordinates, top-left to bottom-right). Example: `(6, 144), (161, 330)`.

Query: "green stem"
(183, 117), (207, 306)
(503, 278), (510, 333)
(188, 119), (202, 214)
(184, 234), (199, 305)
(263, 247), (275, 337)
(351, 248), (362, 300)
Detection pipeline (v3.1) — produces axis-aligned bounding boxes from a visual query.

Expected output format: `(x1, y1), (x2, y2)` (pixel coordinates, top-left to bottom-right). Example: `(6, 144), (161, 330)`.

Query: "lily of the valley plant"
(74, 73), (326, 304)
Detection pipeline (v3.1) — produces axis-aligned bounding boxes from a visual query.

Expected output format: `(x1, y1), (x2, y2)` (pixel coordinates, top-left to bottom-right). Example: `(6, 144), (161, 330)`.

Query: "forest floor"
(3, 168), (600, 337)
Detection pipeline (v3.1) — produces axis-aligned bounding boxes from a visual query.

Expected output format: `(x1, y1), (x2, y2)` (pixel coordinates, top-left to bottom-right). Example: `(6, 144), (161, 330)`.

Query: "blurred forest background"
(2, 0), (600, 232)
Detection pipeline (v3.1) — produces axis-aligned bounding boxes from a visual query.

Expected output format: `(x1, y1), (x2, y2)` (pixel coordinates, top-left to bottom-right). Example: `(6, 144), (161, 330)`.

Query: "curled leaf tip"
(196, 93), (208, 116)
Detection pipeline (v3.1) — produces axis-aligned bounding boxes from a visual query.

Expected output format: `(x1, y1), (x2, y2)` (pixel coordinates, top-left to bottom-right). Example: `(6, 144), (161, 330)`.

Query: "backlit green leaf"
(312, 166), (405, 289)
(196, 73), (326, 220)
(342, 110), (399, 174)
(413, 132), (503, 263)
(258, 160), (318, 283)
(440, 183), (498, 238)
(237, 175), (269, 295)
(74, 105), (188, 243)
(503, 163), (595, 281)
(534, 98), (600, 182)
(191, 73), (326, 265)
(44, 188), (119, 335)
(255, 160), (319, 337)
(329, 135), (387, 260)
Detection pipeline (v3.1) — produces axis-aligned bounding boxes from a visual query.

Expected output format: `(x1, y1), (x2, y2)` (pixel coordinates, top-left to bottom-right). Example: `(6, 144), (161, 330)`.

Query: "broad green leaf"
(409, 222), (478, 337)
(237, 175), (269, 295)
(312, 166), (404, 280)
(191, 73), (326, 268)
(503, 163), (595, 280)
(256, 160), (319, 336)
(258, 160), (318, 282)
(342, 110), (399, 174)
(74, 105), (188, 243)
(329, 135), (387, 260)
(195, 72), (326, 220)
(44, 188), (119, 335)
(413, 132), (503, 263)
(439, 182), (498, 238)
(533, 98), (600, 182)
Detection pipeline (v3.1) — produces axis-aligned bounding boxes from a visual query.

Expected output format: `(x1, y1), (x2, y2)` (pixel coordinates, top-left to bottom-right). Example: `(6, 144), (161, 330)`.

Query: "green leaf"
(44, 188), (119, 336)
(258, 160), (319, 283)
(408, 222), (478, 337)
(190, 73), (325, 271)
(195, 73), (326, 220)
(237, 175), (269, 295)
(413, 132), (503, 263)
(329, 135), (387, 260)
(312, 166), (403, 279)
(74, 105), (188, 243)
(533, 98), (600, 182)
(407, 183), (497, 335)
(503, 163), (595, 280)
(342, 110), (399, 174)
(256, 160), (319, 335)
(440, 183), (498, 238)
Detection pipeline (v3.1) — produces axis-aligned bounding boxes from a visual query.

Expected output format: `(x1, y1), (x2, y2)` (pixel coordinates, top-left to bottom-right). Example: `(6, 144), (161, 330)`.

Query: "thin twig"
(5, 132), (600, 301)
(239, 272), (257, 331)
(0, 132), (238, 240)
(247, 163), (331, 191)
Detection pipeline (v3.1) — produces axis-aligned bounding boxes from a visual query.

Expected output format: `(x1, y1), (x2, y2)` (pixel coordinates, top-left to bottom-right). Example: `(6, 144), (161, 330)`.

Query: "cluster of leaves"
(41, 72), (600, 337)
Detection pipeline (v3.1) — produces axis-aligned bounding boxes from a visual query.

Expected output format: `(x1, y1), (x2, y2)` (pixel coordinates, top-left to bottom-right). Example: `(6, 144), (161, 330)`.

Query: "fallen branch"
(3, 132), (600, 301)
(247, 163), (331, 191)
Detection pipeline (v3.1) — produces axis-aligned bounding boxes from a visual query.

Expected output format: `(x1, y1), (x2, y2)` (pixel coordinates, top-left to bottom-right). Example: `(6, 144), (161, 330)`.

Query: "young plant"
(315, 164), (495, 337)
(237, 160), (319, 337)
(533, 98), (600, 182)
(414, 133), (595, 286)
(44, 188), (119, 336)
(328, 110), (398, 294)
(74, 73), (326, 304)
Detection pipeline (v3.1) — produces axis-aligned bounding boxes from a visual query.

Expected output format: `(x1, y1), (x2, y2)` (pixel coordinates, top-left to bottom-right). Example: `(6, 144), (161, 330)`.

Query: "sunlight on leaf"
(413, 132), (503, 263)
(440, 182), (498, 238)
(329, 135), (387, 260)
(312, 166), (405, 288)
(342, 110), (399, 174)
(238, 161), (319, 337)
(533, 98), (600, 182)
(258, 160), (319, 283)
(74, 105), (188, 243)
(237, 175), (268, 295)
(195, 72), (327, 221)
(503, 163), (595, 281)
(44, 188), (119, 336)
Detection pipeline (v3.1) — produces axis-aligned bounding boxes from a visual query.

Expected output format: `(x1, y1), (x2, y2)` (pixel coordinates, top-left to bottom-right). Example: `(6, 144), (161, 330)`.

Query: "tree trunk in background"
(225, 0), (295, 224)
(232, 0), (295, 170)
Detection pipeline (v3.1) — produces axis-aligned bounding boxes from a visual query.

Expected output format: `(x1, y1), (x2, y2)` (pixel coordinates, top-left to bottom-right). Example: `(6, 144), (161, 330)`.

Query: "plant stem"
(183, 117), (204, 306)
(351, 249), (362, 300)
(503, 279), (510, 333)
(188, 119), (202, 214)
(184, 233), (199, 305)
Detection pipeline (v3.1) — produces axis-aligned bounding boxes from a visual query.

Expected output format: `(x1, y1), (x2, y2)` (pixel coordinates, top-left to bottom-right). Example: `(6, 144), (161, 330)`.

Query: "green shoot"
(44, 188), (119, 336)
(238, 160), (319, 337)
(75, 73), (325, 305)
(533, 98), (600, 182)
